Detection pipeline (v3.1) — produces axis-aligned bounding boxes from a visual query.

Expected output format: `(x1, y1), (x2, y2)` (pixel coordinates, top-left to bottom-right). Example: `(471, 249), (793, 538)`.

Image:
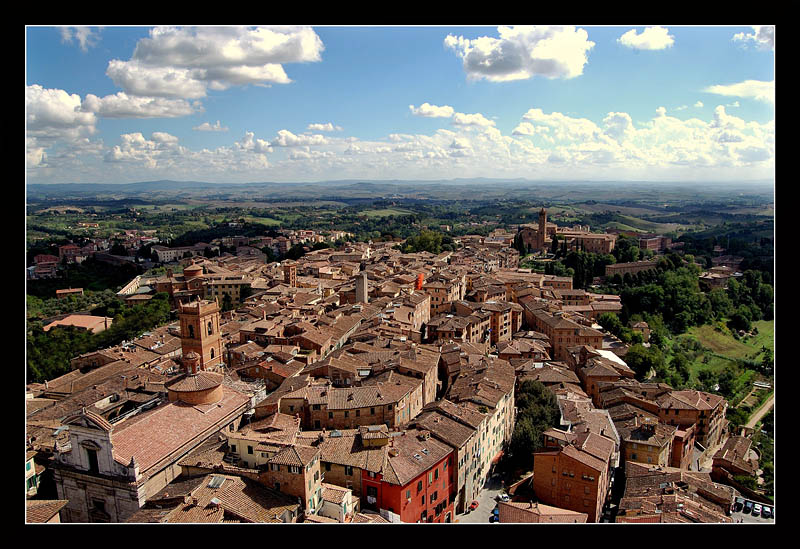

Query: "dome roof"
(167, 371), (223, 393)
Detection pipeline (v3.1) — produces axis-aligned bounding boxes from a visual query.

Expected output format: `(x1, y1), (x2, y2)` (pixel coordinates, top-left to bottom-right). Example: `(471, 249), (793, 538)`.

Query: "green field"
(243, 216), (282, 226)
(361, 208), (414, 218)
(674, 320), (773, 393)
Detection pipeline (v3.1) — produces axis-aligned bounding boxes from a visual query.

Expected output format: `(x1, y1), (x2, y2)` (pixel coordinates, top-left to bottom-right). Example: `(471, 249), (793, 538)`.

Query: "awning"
(491, 451), (504, 465)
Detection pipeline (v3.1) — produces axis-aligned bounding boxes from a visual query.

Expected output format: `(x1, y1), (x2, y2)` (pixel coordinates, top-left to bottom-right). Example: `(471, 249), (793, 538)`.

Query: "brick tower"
(178, 298), (224, 372)
(537, 207), (547, 251)
(283, 263), (297, 288)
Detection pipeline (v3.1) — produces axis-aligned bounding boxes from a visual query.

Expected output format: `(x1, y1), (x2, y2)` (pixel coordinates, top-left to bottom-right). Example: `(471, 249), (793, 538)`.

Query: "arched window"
(208, 321), (213, 335)
(188, 325), (194, 339)
(210, 348), (215, 359)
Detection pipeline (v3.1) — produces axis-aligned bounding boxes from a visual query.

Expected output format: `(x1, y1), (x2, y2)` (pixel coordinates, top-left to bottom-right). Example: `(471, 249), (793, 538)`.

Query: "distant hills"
(26, 178), (774, 203)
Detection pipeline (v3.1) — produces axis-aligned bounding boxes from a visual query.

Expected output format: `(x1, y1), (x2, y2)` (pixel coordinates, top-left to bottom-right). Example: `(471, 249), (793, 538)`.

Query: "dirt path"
(745, 393), (775, 429)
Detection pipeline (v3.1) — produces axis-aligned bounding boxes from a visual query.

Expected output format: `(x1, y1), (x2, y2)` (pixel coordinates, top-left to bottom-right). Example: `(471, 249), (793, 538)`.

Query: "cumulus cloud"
(444, 26), (595, 81)
(694, 101), (704, 108)
(704, 79), (774, 104)
(60, 26), (101, 52)
(236, 131), (273, 153)
(452, 112), (495, 127)
(26, 85), (97, 141)
(733, 26), (774, 51)
(81, 92), (200, 118)
(409, 103), (455, 118)
(270, 129), (329, 147)
(307, 122), (342, 132)
(106, 26), (324, 99)
(617, 27), (675, 50)
(194, 120), (229, 132)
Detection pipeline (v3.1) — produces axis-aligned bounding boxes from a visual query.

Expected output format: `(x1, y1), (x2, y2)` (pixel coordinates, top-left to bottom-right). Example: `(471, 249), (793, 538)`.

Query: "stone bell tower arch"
(178, 298), (224, 372)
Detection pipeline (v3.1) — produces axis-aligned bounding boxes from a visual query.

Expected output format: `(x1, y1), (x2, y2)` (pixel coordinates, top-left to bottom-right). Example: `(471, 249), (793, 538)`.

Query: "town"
(26, 24), (774, 526)
(25, 201), (775, 524)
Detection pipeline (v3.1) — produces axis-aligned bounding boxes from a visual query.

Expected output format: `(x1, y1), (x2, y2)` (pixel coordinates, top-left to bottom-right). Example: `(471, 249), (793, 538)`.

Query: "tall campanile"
(537, 207), (547, 251)
(179, 298), (224, 372)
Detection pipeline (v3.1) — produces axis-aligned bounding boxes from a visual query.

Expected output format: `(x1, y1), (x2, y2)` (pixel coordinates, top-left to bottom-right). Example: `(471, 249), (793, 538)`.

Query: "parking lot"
(731, 499), (775, 524)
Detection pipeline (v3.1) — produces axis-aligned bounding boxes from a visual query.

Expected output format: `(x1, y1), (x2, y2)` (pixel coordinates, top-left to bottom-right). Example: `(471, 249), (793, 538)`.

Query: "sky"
(25, 25), (775, 185)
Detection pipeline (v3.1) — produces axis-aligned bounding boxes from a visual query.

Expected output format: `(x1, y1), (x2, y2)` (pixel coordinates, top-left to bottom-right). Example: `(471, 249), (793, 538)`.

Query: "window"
(329, 412), (334, 419)
(247, 445), (253, 455)
(325, 463), (331, 471)
(431, 491), (438, 503)
(421, 495), (425, 505)
(312, 404), (321, 410)
(208, 321), (213, 335)
(210, 348), (215, 359)
(289, 405), (295, 412)
(417, 480), (423, 493)
(387, 404), (393, 411)
(188, 325), (195, 339)
(230, 444), (237, 453)
(344, 411), (349, 418)
(371, 407), (375, 415)
(435, 468), (439, 480)
(406, 489), (411, 499)
(356, 409), (360, 417)
(86, 448), (99, 474)
(345, 466), (353, 476)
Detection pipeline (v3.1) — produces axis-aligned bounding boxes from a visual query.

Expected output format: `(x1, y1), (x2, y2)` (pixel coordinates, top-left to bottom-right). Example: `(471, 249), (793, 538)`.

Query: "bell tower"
(178, 298), (224, 372)
(537, 207), (547, 251)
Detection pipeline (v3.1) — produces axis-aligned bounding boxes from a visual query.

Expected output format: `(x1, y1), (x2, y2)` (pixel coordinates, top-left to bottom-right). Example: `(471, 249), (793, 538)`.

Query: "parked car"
(743, 500), (754, 514)
(492, 508), (500, 523)
(761, 506), (773, 519)
(734, 497), (744, 513)
(495, 493), (510, 502)
(469, 500), (480, 511)
(752, 503), (762, 516)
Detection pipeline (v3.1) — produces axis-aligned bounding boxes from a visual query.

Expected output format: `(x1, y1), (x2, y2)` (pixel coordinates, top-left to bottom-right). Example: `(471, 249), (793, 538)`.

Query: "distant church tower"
(179, 298), (224, 372)
(537, 207), (547, 251)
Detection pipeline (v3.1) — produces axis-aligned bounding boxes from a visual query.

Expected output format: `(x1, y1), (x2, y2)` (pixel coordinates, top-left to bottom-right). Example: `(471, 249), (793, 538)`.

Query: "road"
(455, 475), (505, 524)
(745, 393), (774, 429)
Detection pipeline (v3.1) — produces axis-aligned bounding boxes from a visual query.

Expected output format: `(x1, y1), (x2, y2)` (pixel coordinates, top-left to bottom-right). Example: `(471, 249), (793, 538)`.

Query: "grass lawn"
(361, 208), (414, 218)
(678, 320), (773, 387)
(244, 216), (282, 226)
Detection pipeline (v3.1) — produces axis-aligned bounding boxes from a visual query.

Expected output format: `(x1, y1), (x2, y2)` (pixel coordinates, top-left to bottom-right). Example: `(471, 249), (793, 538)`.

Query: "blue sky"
(26, 25), (775, 184)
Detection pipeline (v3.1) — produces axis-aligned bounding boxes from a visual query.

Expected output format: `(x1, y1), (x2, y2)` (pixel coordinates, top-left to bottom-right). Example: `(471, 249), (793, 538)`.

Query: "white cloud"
(270, 129), (329, 147)
(409, 103), (455, 118)
(194, 120), (229, 132)
(704, 79), (774, 104)
(617, 27), (675, 50)
(106, 26), (324, 99)
(26, 85), (97, 141)
(81, 92), (200, 118)
(733, 26), (774, 51)
(106, 60), (208, 99)
(444, 26), (595, 82)
(452, 111), (495, 127)
(236, 131), (273, 153)
(307, 122), (342, 132)
(694, 101), (704, 108)
(674, 105), (688, 111)
(60, 26), (101, 52)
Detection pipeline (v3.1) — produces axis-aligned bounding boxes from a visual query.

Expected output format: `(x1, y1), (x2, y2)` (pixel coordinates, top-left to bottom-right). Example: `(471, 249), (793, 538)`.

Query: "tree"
(508, 380), (561, 469)
(221, 293), (234, 312)
(597, 312), (623, 337)
(625, 344), (665, 381)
